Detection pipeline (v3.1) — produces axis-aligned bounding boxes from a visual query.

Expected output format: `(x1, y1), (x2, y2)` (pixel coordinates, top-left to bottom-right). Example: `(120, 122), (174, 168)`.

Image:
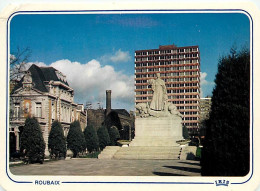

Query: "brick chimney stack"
(106, 90), (112, 116)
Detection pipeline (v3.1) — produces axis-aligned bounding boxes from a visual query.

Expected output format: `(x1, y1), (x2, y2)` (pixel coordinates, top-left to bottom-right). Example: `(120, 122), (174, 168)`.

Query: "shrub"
(67, 121), (86, 158)
(104, 111), (122, 130)
(201, 48), (250, 176)
(20, 117), (45, 164)
(108, 126), (120, 146)
(182, 125), (190, 140)
(97, 126), (110, 151)
(48, 120), (67, 159)
(84, 125), (99, 153)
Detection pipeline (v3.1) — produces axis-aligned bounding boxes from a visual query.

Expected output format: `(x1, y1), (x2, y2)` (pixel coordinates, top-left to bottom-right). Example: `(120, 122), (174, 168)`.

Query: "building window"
(192, 48), (198, 52)
(35, 103), (42, 118)
(52, 101), (55, 119)
(14, 103), (20, 118)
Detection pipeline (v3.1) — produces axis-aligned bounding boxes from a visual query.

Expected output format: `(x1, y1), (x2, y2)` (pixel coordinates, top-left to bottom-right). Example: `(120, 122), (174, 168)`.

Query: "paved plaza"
(10, 159), (201, 176)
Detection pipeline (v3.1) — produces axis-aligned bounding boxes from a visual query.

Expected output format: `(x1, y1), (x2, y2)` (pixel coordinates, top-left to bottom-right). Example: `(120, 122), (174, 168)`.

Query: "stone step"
(113, 146), (181, 160)
(117, 146), (180, 151)
(113, 153), (180, 160)
(98, 146), (120, 159)
(130, 137), (183, 140)
(113, 155), (180, 160)
(129, 137), (182, 146)
(115, 151), (181, 155)
(114, 153), (180, 157)
(130, 142), (179, 146)
(101, 146), (121, 151)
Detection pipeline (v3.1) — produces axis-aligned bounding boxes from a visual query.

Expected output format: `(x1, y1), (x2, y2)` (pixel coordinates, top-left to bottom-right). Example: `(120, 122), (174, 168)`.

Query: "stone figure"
(135, 73), (182, 119)
(23, 71), (32, 83)
(22, 71), (33, 90)
(165, 102), (182, 118)
(149, 73), (168, 111)
(135, 103), (149, 118)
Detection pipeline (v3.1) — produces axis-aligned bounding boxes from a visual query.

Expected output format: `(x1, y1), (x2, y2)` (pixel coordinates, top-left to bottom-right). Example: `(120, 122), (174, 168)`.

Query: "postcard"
(0, 1), (259, 191)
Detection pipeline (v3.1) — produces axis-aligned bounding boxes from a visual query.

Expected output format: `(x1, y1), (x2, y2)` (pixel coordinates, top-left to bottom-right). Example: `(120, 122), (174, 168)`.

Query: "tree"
(104, 111), (122, 131)
(48, 121), (67, 159)
(201, 48), (250, 176)
(108, 126), (120, 146)
(10, 47), (31, 81)
(182, 125), (190, 140)
(84, 125), (99, 153)
(67, 121), (86, 158)
(20, 117), (45, 164)
(97, 126), (110, 151)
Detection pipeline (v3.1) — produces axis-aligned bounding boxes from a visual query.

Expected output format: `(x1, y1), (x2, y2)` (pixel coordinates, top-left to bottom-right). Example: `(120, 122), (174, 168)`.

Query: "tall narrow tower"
(106, 90), (112, 116)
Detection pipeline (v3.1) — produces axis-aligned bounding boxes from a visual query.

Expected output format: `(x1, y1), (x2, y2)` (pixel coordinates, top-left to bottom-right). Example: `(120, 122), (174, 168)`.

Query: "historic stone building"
(134, 44), (200, 133)
(87, 90), (135, 140)
(9, 64), (86, 155)
(199, 96), (212, 123)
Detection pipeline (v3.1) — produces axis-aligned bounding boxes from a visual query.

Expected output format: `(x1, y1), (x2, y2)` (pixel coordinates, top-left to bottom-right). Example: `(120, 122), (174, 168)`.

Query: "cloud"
(200, 72), (215, 98)
(12, 59), (135, 110)
(100, 49), (131, 64)
(50, 59), (135, 109)
(110, 49), (131, 63)
(26, 61), (47, 68)
(200, 72), (208, 85)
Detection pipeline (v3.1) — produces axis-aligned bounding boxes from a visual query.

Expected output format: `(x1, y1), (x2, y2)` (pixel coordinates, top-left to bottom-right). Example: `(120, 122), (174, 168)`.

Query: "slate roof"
(104, 109), (130, 117)
(11, 64), (69, 94)
(113, 109), (130, 117)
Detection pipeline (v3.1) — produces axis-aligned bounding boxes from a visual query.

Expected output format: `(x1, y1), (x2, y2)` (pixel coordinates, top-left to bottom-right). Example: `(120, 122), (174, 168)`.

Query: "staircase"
(98, 146), (120, 159)
(113, 146), (181, 160)
(130, 136), (180, 147)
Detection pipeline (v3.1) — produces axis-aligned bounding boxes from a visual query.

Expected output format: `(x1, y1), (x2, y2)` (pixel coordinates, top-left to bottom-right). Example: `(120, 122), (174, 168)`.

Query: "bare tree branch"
(10, 47), (32, 81)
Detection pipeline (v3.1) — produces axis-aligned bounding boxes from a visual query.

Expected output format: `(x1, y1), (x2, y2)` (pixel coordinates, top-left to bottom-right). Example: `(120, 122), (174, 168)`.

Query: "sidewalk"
(9, 158), (201, 176)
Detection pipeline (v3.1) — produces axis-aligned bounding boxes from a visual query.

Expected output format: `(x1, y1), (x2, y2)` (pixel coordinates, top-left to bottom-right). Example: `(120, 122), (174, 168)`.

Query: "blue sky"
(10, 12), (250, 110)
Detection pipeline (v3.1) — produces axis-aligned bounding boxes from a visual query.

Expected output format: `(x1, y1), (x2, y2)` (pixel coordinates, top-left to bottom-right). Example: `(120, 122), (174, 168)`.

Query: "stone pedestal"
(132, 117), (183, 145)
(112, 116), (183, 160)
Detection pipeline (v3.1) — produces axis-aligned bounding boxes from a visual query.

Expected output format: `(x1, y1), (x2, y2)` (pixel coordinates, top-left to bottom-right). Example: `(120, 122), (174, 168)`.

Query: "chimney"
(106, 90), (112, 115)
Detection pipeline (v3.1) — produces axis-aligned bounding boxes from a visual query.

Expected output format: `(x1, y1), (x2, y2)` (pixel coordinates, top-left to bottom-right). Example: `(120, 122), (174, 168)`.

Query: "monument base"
(130, 117), (183, 147)
(100, 116), (183, 160)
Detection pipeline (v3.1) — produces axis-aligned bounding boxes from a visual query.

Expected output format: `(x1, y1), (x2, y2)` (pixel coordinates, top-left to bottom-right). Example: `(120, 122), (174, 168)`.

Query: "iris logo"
(215, 180), (229, 186)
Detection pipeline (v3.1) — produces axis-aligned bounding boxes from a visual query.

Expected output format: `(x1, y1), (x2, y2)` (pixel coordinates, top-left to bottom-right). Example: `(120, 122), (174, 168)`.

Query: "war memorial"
(98, 73), (186, 160)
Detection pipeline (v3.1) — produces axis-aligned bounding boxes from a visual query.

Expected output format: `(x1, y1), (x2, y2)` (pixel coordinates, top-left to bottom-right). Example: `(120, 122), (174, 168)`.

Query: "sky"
(10, 12), (250, 111)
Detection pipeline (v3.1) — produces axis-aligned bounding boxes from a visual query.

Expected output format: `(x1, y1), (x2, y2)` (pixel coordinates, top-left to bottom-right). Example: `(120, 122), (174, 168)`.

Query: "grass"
(196, 147), (202, 158)
(9, 158), (56, 167)
(79, 151), (101, 158)
(9, 162), (25, 167)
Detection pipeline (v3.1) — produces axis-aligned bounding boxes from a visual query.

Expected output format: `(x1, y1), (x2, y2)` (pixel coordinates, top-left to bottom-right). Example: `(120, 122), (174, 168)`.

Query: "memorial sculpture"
(99, 73), (183, 159)
(136, 73), (182, 119)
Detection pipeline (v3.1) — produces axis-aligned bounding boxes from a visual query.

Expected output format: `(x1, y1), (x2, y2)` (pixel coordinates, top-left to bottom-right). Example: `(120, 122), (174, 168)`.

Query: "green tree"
(67, 121), (86, 158)
(48, 121), (67, 159)
(182, 125), (190, 140)
(201, 48), (250, 176)
(104, 111), (122, 130)
(84, 125), (99, 153)
(97, 126), (110, 151)
(20, 117), (45, 163)
(108, 126), (120, 146)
